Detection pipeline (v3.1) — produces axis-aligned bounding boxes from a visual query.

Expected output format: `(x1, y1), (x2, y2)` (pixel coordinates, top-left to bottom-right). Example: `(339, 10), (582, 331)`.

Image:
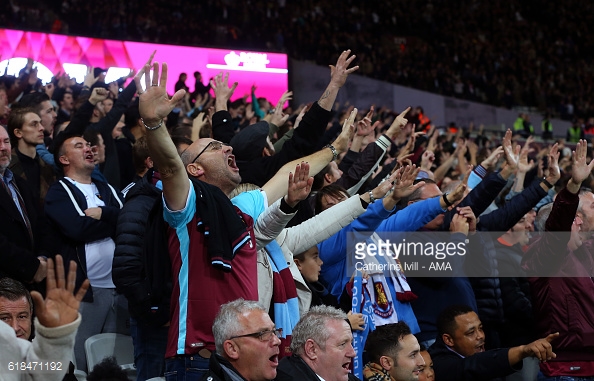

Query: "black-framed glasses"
(229, 328), (283, 342)
(191, 141), (228, 163)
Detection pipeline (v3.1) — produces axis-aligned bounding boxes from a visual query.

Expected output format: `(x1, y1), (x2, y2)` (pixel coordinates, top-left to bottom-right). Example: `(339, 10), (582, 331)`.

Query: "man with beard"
(428, 304), (558, 381)
(362, 322), (426, 381)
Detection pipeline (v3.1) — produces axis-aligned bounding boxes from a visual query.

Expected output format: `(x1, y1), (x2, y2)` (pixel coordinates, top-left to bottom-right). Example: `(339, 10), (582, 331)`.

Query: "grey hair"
(212, 298), (267, 354)
(180, 147), (195, 166)
(290, 305), (348, 356)
(535, 202), (553, 232)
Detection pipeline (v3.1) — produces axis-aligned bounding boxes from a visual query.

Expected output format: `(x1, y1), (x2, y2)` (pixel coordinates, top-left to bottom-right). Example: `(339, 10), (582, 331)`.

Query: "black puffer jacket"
(112, 169), (169, 325)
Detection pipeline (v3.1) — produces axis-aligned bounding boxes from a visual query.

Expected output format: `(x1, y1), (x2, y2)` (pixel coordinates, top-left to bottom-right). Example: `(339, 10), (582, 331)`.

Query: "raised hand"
(332, 108), (357, 154)
(89, 87), (108, 106)
(30, 255), (90, 328)
(211, 72), (238, 111)
(83, 66), (99, 88)
(329, 50), (359, 88)
(421, 150), (435, 172)
(356, 107), (376, 137)
(134, 61), (186, 126)
(293, 105), (308, 129)
(386, 107), (411, 139)
(481, 146), (504, 170)
(546, 143), (561, 184)
(269, 94), (291, 127)
(517, 146), (535, 173)
(285, 162), (313, 207)
(390, 165), (421, 199)
(571, 139), (594, 185)
(502, 129), (520, 171)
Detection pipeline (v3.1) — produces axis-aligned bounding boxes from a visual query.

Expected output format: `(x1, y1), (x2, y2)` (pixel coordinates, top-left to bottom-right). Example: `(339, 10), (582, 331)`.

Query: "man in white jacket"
(0, 255), (89, 381)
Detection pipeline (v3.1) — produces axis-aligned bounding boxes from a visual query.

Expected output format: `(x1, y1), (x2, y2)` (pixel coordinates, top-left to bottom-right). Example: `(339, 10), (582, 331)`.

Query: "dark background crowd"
(2, 0), (594, 122)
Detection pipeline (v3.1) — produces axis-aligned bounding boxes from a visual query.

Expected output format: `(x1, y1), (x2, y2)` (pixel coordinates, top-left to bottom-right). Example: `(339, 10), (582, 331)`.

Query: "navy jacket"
(44, 177), (122, 302)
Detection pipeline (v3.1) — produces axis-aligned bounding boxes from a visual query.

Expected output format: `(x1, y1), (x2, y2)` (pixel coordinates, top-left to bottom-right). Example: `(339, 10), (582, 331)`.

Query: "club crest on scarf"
(372, 280), (394, 318)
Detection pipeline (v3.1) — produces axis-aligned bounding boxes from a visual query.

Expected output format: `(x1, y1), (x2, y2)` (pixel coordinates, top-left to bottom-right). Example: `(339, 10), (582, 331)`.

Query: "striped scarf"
(266, 240), (300, 358)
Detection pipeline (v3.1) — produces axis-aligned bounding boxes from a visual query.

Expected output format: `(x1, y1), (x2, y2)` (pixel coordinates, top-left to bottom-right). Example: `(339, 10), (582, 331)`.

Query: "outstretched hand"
(391, 165), (422, 200)
(332, 108), (357, 153)
(285, 162), (313, 207)
(211, 72), (238, 105)
(30, 255), (90, 328)
(386, 106), (411, 139)
(522, 332), (558, 362)
(502, 129), (520, 171)
(329, 50), (359, 88)
(134, 60), (186, 126)
(571, 139), (594, 185)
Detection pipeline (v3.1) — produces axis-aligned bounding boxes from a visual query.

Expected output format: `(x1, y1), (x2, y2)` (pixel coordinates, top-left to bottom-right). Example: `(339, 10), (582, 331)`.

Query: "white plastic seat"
(84, 333), (136, 379)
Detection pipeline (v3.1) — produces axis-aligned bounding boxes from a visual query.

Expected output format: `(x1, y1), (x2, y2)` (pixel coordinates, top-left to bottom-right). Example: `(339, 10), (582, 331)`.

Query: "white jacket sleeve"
(0, 314), (81, 381)
(276, 194), (366, 255)
(252, 197), (296, 250)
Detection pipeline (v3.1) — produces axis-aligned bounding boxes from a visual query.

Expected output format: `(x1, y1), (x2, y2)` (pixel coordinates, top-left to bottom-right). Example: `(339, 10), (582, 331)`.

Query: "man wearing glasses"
(203, 299), (282, 381)
(136, 57), (354, 381)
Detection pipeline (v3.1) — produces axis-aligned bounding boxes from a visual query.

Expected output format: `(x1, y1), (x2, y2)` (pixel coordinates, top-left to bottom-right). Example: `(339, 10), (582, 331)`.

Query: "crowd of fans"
(2, 0), (594, 122)
(0, 43), (593, 381)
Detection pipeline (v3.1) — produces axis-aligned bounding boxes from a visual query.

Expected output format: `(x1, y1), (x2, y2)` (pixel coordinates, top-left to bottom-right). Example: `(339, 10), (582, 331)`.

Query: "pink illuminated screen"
(0, 28), (288, 102)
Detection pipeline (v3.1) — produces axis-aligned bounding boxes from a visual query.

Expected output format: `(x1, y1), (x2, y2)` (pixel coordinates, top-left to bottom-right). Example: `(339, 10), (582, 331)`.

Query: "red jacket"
(523, 187), (594, 376)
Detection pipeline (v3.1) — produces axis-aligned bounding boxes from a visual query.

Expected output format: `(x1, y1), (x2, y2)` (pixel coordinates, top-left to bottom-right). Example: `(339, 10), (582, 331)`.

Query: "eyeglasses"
(191, 141), (228, 163)
(229, 328), (283, 342)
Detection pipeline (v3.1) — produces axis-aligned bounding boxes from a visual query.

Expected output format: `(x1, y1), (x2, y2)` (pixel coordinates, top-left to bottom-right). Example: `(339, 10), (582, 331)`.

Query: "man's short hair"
(365, 322), (412, 363)
(290, 305), (348, 356)
(212, 298), (267, 355)
(14, 92), (50, 114)
(535, 202), (553, 232)
(7, 107), (37, 144)
(132, 136), (151, 174)
(436, 304), (475, 337)
(314, 184), (349, 215)
(0, 277), (33, 313)
(52, 131), (83, 170)
(398, 178), (437, 206)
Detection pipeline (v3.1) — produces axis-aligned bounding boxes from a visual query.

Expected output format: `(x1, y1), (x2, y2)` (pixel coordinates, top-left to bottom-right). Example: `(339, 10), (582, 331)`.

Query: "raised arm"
(261, 108), (357, 205)
(135, 61), (187, 211)
(317, 50), (359, 111)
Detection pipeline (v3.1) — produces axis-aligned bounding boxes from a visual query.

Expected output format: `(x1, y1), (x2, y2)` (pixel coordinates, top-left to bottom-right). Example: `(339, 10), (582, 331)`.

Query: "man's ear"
(59, 155), (69, 166)
(442, 333), (455, 348)
(187, 163), (205, 178)
(324, 172), (333, 184)
(224, 339), (240, 360)
(379, 355), (393, 371)
(13, 129), (23, 139)
(262, 147), (272, 157)
(304, 339), (318, 360)
(294, 258), (303, 271)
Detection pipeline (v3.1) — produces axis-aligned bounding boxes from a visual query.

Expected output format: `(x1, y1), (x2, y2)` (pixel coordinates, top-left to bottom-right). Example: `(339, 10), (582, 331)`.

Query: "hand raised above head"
(329, 50), (359, 88)
(134, 60), (186, 126)
(30, 255), (90, 328)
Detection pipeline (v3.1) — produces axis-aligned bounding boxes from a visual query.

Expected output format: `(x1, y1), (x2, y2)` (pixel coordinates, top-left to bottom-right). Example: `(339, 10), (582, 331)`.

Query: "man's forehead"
(0, 296), (31, 311)
(455, 312), (480, 327)
(25, 112), (41, 123)
(0, 128), (9, 140)
(66, 136), (87, 146)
